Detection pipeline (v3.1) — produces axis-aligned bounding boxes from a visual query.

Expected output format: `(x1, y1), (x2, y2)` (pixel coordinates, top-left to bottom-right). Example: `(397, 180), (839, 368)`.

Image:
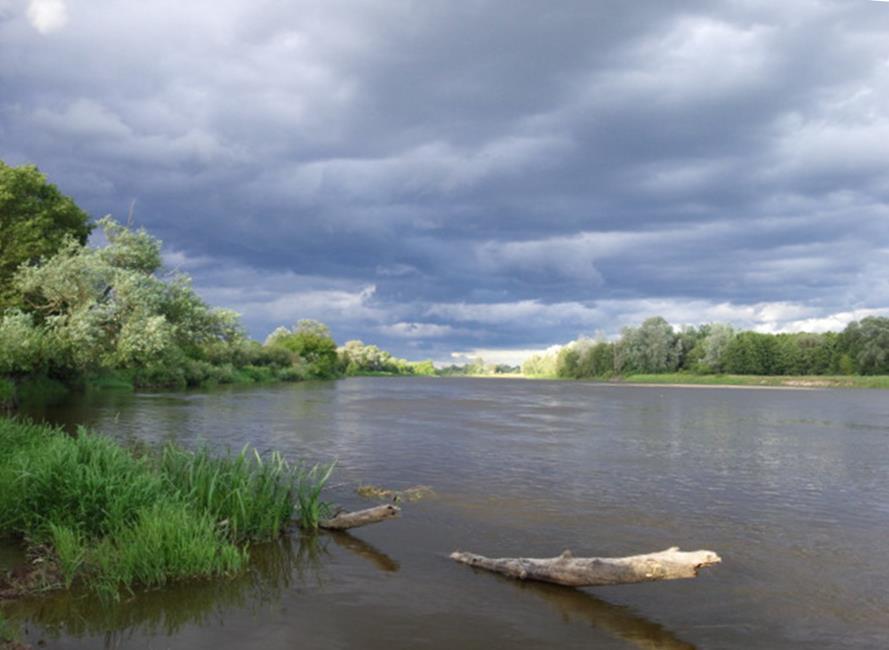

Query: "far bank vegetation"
(521, 316), (889, 382)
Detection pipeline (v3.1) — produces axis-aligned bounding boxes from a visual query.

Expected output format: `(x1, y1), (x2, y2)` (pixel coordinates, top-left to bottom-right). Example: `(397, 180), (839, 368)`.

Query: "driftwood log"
(450, 546), (721, 587)
(319, 504), (401, 530)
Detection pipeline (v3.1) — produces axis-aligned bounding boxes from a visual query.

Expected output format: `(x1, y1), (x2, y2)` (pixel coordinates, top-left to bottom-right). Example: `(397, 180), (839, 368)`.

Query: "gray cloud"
(2, 0), (889, 361)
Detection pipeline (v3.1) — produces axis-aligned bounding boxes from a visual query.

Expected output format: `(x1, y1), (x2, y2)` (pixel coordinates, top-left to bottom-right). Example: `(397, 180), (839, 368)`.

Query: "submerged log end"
(653, 547), (722, 576)
(319, 504), (401, 530)
(449, 550), (480, 564)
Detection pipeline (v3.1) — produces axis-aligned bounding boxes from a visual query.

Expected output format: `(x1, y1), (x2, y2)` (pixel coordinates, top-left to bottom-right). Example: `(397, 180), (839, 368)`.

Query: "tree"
(266, 320), (338, 378)
(840, 317), (889, 375)
(0, 161), (92, 308)
(617, 317), (680, 374)
(722, 331), (777, 375)
(9, 216), (241, 374)
(701, 323), (735, 373)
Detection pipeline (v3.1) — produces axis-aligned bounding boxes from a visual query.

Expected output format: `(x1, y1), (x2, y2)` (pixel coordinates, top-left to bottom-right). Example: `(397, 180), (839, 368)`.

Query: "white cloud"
(378, 322), (455, 338)
(428, 299), (604, 326)
(27, 0), (67, 34)
(448, 347), (558, 367)
(430, 297), (889, 343)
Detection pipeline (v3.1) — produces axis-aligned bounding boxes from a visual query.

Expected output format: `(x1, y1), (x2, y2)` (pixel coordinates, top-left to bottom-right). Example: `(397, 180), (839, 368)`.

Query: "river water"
(4, 377), (889, 649)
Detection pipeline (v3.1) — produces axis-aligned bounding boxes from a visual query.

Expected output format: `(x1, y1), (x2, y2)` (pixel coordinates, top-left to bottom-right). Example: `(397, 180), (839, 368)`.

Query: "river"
(4, 377), (889, 649)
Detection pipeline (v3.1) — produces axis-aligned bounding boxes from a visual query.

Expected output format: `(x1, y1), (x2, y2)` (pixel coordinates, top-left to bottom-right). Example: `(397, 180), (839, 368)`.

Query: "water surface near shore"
(7, 377), (889, 649)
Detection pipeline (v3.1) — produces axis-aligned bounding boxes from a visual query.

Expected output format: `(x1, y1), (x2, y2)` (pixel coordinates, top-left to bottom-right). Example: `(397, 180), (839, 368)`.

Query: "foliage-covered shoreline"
(520, 316), (889, 381)
(510, 372), (889, 389)
(0, 161), (432, 410)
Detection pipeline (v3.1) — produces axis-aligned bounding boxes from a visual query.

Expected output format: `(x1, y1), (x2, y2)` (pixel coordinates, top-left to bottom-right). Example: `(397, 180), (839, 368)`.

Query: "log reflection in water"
(509, 577), (697, 650)
(328, 531), (400, 572)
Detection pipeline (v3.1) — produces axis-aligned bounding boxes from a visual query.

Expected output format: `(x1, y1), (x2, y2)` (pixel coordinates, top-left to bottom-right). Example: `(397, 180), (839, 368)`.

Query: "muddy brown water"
(3, 377), (889, 649)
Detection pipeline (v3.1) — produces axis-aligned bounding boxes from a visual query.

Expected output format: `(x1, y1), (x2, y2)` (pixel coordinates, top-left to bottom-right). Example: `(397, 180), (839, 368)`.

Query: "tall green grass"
(294, 462), (336, 529)
(159, 445), (299, 542)
(0, 417), (334, 601)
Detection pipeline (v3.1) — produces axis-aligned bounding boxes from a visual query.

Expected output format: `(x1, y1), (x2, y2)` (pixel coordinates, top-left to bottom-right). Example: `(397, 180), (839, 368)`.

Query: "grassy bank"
(0, 418), (333, 602)
(0, 365), (313, 411)
(614, 373), (889, 389)
(518, 372), (889, 388)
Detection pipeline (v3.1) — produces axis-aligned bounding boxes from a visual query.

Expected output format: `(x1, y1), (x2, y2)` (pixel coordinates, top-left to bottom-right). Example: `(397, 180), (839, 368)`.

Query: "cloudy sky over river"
(2, 0), (888, 362)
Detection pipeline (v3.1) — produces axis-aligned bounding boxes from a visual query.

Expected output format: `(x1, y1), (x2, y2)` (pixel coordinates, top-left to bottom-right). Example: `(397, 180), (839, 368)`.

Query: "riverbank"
(0, 417), (332, 604)
(612, 373), (889, 389)
(0, 366), (321, 411)
(516, 372), (889, 389)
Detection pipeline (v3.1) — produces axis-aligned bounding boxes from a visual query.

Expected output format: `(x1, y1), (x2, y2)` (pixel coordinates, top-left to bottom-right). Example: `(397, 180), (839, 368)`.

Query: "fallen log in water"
(450, 546), (720, 587)
(319, 504), (401, 530)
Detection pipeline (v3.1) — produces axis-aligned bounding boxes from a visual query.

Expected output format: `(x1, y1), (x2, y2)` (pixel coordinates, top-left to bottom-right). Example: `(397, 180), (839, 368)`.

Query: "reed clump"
(159, 445), (299, 543)
(0, 417), (333, 601)
(294, 462), (335, 529)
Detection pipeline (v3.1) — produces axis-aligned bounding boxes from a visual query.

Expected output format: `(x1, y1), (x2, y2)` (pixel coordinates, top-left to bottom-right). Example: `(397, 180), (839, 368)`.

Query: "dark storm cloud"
(2, 0), (889, 362)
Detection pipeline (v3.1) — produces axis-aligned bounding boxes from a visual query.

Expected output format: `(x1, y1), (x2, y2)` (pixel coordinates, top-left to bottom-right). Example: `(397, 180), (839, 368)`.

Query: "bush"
(0, 310), (44, 375)
(0, 378), (15, 409)
(238, 365), (277, 383)
(277, 365), (308, 382)
(132, 365), (187, 389)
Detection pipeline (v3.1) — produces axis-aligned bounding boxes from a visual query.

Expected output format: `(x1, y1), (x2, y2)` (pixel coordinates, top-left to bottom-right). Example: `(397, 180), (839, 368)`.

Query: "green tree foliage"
(0, 161), (92, 308)
(615, 317), (680, 374)
(699, 323), (734, 372)
(7, 216), (242, 376)
(0, 310), (45, 375)
(840, 316), (889, 375)
(522, 351), (558, 377)
(265, 320), (339, 378)
(528, 315), (887, 380)
(1, 164), (453, 391)
(722, 332), (778, 375)
(337, 339), (434, 376)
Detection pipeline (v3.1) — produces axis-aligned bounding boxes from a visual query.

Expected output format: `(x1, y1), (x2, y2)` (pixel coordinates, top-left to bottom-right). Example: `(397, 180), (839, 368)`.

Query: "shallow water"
(5, 377), (889, 649)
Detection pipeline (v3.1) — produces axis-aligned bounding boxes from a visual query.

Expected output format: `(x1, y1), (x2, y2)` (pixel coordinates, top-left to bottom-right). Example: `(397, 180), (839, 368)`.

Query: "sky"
(2, 0), (889, 365)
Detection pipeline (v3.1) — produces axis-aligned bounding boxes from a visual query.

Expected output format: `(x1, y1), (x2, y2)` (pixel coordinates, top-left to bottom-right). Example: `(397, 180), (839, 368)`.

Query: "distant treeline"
(522, 316), (889, 379)
(0, 161), (431, 407)
(437, 360), (520, 376)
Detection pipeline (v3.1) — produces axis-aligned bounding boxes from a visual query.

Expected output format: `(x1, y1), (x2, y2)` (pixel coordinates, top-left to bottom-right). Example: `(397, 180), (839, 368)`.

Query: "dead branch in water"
(319, 504), (401, 530)
(450, 546), (721, 587)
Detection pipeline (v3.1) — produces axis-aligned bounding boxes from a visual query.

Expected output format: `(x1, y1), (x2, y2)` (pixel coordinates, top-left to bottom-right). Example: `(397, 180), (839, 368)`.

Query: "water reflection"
(6, 537), (292, 645)
(328, 531), (400, 573)
(509, 578), (697, 650)
(4, 529), (410, 649)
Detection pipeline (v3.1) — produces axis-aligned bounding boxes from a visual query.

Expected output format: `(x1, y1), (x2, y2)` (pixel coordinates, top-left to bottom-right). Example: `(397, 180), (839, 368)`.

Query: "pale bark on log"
(319, 504), (401, 530)
(449, 546), (720, 587)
